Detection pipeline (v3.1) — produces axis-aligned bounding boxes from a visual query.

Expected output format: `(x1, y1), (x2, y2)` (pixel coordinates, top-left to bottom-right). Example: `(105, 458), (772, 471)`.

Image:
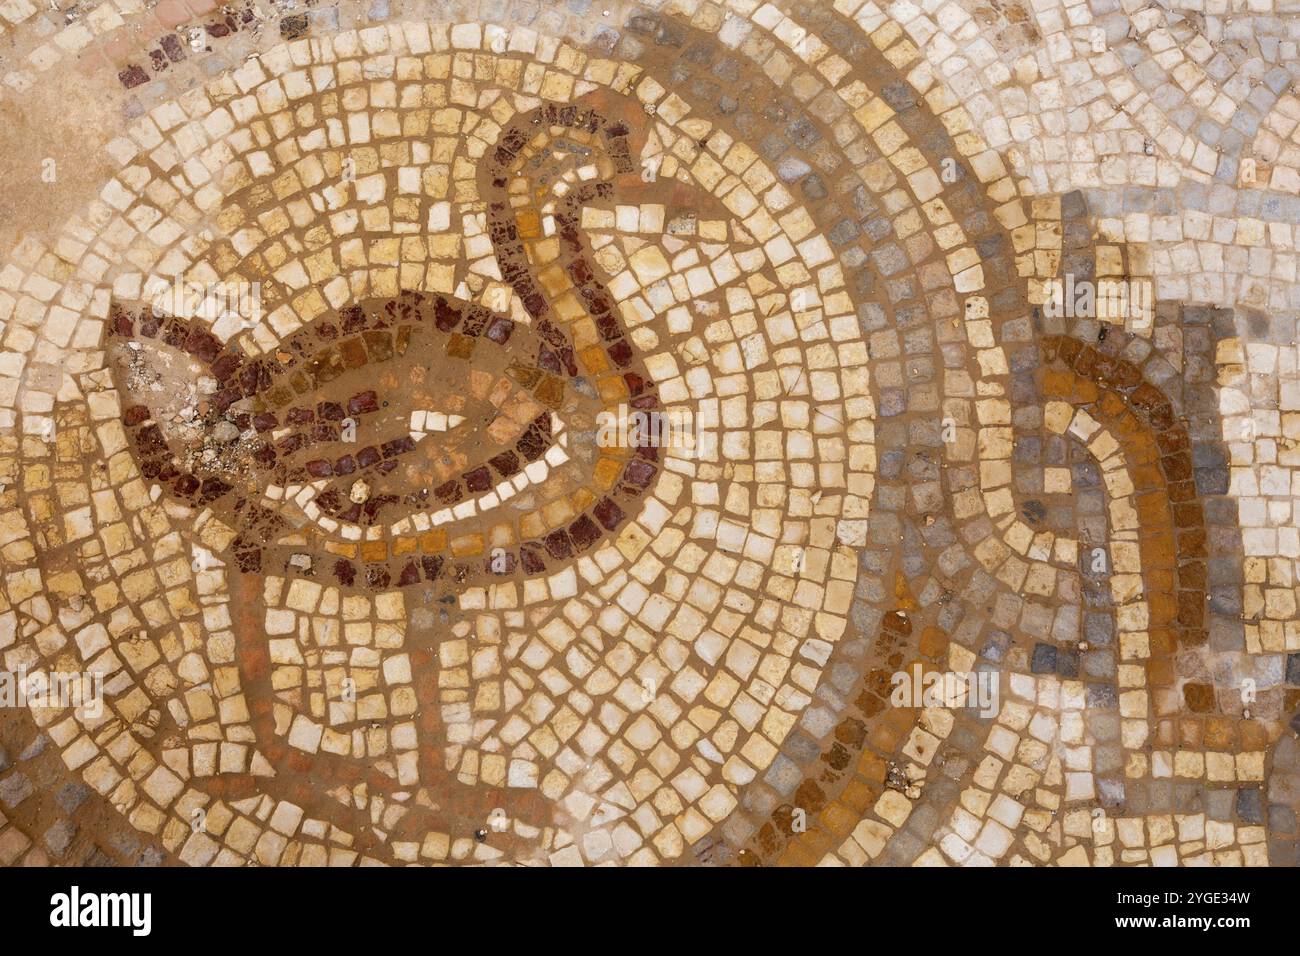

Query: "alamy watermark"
(144, 275), (263, 330)
(595, 403), (711, 457)
(50, 886), (151, 936)
(890, 663), (1000, 718)
(0, 667), (104, 718)
(1042, 273), (1152, 330)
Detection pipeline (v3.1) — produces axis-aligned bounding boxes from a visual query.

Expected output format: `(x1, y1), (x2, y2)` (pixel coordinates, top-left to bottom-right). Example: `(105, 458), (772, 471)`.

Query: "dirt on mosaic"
(0, 0), (1297, 874)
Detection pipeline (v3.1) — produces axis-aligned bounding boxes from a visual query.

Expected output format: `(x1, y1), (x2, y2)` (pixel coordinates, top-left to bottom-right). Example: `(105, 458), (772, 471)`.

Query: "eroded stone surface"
(0, 0), (1297, 868)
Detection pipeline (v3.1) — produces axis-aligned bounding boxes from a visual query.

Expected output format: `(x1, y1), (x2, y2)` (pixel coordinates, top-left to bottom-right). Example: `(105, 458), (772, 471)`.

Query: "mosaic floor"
(0, 0), (1298, 869)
